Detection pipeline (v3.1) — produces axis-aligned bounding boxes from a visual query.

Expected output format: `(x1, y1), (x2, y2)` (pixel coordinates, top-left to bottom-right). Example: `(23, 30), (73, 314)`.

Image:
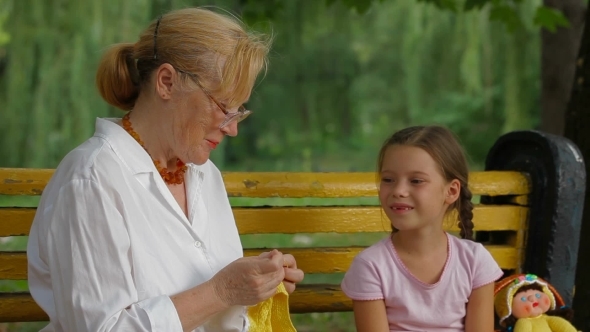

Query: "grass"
(0, 195), (383, 331)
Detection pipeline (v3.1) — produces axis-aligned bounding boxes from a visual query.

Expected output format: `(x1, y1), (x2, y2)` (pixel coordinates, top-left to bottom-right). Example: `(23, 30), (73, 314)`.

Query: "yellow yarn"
(247, 282), (297, 332)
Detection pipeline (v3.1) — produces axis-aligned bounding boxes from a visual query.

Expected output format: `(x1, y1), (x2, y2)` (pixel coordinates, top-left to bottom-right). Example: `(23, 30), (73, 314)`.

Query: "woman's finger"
(282, 254), (297, 268)
(282, 280), (296, 294)
(284, 266), (305, 284)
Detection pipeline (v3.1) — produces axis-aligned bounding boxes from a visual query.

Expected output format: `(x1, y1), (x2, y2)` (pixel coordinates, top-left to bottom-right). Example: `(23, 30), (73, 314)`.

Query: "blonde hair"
(377, 125), (474, 240)
(96, 7), (272, 110)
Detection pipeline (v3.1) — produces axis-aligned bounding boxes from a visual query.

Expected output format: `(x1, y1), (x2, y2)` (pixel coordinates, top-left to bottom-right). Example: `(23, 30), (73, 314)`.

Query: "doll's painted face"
(512, 289), (552, 318)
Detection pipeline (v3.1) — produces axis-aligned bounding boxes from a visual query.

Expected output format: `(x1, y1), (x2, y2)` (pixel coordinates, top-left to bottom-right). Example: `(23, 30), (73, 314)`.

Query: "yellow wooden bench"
(0, 130), (585, 325)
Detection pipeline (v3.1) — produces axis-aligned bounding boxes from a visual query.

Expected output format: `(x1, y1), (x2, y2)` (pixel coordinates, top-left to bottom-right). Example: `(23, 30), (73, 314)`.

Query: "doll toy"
(494, 273), (579, 332)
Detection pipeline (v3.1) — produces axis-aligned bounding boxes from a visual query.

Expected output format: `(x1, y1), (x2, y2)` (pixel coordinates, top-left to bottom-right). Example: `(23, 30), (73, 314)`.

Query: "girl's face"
(378, 145), (460, 233)
(511, 289), (552, 318)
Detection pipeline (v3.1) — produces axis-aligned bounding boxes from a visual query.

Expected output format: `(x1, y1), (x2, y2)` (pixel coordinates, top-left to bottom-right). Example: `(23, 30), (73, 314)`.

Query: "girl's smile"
(389, 203), (414, 214)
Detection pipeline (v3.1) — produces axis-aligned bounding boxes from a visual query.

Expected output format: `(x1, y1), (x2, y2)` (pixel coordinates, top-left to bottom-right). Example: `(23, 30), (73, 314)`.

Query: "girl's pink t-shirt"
(341, 233), (503, 332)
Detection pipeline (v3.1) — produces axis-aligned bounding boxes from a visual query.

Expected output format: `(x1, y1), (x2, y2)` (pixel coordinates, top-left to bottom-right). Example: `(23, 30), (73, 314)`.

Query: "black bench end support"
(484, 130), (586, 306)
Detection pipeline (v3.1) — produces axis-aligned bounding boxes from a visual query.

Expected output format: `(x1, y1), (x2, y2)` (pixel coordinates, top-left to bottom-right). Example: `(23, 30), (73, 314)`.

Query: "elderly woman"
(27, 7), (304, 332)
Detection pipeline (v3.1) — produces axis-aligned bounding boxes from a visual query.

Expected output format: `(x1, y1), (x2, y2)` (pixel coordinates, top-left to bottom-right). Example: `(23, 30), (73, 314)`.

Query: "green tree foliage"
(0, 0), (9, 47)
(325, 0), (570, 32)
(225, 0), (542, 170)
(0, 0), (542, 172)
(0, 0), (153, 167)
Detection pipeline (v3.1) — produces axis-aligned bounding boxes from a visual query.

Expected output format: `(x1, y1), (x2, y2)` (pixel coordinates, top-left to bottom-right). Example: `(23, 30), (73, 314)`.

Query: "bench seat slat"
(0, 169), (530, 197)
(0, 245), (519, 280)
(0, 293), (47, 322)
(0, 205), (528, 237)
(0, 284), (352, 322)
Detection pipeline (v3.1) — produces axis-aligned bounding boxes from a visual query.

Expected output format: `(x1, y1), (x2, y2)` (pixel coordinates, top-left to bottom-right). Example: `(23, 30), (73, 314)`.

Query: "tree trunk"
(564, 3), (590, 330)
(540, 0), (585, 135)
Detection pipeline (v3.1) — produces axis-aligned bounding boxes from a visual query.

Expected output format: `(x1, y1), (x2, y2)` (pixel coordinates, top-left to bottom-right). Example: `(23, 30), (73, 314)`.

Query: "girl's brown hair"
(96, 7), (272, 110)
(377, 125), (474, 240)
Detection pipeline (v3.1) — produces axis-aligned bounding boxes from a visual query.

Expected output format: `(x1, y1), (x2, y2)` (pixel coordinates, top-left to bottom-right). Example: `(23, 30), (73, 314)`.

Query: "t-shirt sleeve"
(341, 254), (385, 301)
(471, 243), (504, 289)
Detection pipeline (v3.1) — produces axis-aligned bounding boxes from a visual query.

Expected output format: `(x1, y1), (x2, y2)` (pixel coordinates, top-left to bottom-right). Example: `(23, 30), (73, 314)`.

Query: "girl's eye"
(521, 296), (527, 302)
(410, 179), (424, 184)
(381, 178), (393, 183)
(535, 293), (541, 298)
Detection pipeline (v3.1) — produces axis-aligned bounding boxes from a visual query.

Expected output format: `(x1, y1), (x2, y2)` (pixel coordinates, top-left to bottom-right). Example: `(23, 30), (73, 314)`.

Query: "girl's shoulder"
(449, 233), (488, 255)
(448, 233), (504, 287)
(357, 236), (393, 258)
(449, 234), (499, 268)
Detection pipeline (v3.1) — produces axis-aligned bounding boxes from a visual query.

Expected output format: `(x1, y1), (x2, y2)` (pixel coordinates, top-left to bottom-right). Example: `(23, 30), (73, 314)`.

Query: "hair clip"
(153, 15), (163, 60)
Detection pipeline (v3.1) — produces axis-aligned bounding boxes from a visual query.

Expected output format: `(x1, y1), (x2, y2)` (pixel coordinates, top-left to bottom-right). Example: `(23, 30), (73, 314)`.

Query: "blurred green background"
(0, 0), (560, 330)
(0, 0), (547, 172)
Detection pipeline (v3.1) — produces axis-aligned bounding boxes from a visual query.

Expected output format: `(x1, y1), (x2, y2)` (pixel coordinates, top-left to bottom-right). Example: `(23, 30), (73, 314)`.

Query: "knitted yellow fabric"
(247, 282), (296, 332)
(513, 314), (578, 332)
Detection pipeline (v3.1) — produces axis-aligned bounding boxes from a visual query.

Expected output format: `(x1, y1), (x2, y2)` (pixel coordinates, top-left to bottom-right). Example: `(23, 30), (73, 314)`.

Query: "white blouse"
(27, 118), (247, 332)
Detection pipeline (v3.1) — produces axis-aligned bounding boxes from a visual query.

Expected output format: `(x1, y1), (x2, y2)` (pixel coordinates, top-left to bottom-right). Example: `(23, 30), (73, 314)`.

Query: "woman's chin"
(186, 152), (211, 166)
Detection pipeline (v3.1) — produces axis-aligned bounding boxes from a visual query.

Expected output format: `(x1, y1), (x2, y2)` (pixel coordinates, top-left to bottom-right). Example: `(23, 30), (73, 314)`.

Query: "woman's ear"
(445, 179), (461, 205)
(155, 63), (175, 100)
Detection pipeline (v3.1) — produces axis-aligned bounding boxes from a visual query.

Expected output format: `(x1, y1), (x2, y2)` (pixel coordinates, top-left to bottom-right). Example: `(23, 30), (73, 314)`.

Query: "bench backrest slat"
(0, 205), (527, 237)
(0, 169), (530, 197)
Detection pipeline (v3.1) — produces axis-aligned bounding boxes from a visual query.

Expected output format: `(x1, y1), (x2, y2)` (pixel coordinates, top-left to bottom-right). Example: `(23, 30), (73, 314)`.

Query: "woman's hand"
(281, 254), (304, 294)
(258, 251), (304, 294)
(211, 250), (286, 307)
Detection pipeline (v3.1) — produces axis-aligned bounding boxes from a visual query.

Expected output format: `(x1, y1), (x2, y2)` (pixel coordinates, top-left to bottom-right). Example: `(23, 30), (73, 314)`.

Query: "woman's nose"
(221, 120), (239, 137)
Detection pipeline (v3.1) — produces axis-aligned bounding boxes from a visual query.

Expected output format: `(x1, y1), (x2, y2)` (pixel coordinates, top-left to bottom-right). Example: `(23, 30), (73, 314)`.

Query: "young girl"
(341, 125), (504, 332)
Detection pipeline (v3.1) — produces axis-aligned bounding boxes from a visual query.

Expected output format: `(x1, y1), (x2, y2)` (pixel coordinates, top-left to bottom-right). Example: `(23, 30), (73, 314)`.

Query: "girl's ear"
(445, 179), (461, 205)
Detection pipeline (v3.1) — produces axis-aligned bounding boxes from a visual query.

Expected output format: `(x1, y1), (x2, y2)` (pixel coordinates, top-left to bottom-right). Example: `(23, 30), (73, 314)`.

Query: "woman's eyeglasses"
(174, 67), (252, 129)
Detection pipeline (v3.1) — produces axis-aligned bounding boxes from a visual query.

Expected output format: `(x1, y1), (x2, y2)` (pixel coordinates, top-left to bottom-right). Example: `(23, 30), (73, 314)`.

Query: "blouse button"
(194, 241), (202, 248)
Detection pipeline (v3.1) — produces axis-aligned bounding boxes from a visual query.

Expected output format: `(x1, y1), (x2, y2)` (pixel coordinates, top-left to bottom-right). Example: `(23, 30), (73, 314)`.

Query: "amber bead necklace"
(122, 113), (187, 185)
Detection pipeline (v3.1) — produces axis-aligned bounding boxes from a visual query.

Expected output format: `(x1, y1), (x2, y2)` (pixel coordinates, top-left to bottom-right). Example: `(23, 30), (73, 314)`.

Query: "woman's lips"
(205, 139), (219, 149)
